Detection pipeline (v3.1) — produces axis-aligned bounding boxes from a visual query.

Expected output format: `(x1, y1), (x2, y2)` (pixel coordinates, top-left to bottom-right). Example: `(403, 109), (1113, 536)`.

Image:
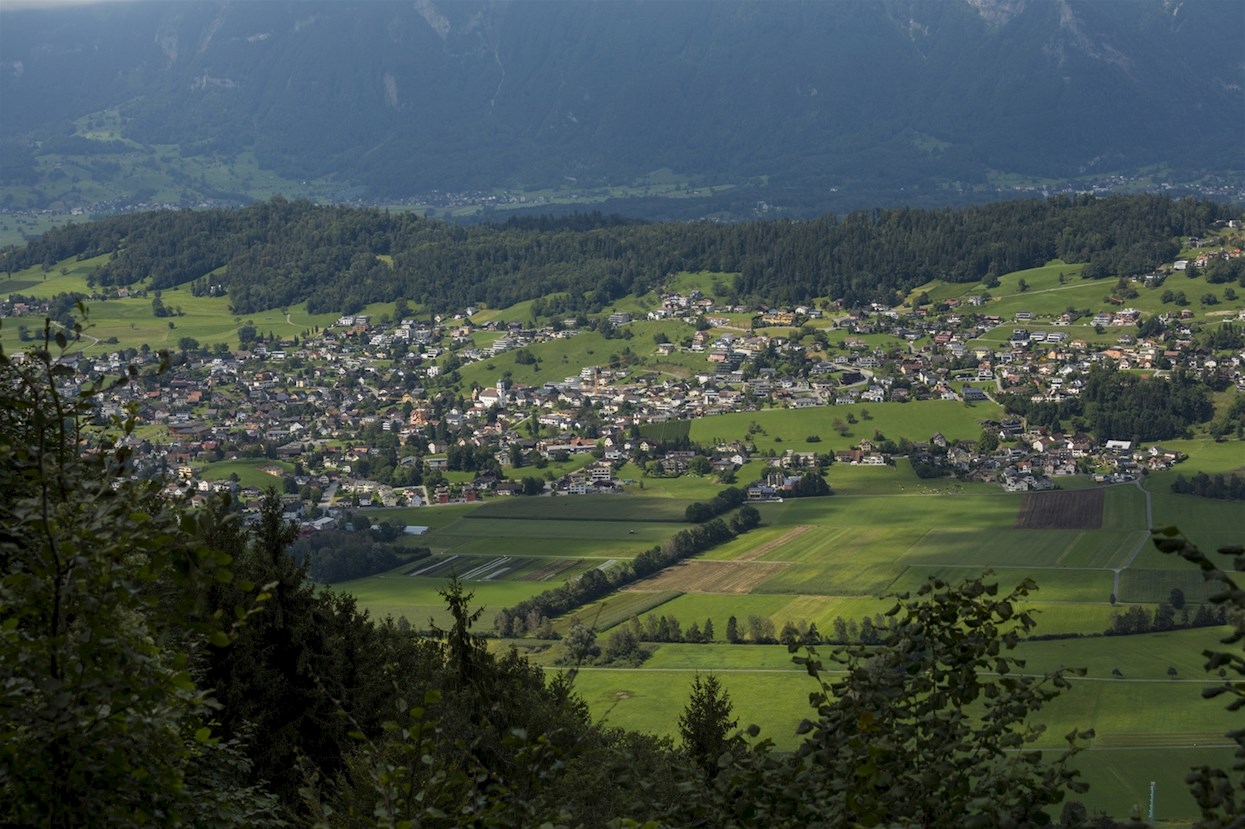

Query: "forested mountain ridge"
(2, 195), (1233, 314)
(1, 0), (1242, 218)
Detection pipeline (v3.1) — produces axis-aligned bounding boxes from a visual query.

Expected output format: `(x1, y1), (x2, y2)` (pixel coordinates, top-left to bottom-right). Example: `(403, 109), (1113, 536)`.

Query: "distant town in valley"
(5, 221), (1242, 530)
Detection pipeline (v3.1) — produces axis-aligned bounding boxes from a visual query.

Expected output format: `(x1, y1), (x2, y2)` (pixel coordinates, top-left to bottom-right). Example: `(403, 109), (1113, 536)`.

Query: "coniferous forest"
(1, 194), (1233, 315)
(2, 312), (1243, 827)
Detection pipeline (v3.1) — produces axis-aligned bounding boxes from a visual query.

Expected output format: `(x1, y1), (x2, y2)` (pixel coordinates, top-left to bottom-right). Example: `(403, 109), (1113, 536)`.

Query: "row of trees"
(2, 194), (1231, 313)
(1105, 601), (1229, 636)
(499, 511), (759, 637)
(1171, 471), (1245, 501)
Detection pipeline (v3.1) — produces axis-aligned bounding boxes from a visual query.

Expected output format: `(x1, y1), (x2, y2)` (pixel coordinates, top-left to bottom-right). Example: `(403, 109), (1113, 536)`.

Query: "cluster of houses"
(5, 240), (1241, 521)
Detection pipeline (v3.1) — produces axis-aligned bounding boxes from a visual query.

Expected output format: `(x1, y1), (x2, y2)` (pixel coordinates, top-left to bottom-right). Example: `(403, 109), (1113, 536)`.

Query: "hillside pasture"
(565, 657), (1235, 816)
(890, 565), (1116, 604)
(1101, 483), (1149, 530)
(748, 525), (927, 564)
(620, 466), (753, 499)
(1128, 486), (1244, 569)
(697, 523), (812, 561)
(776, 489), (1019, 530)
(1140, 454), (1245, 555)
(636, 420), (691, 443)
(1055, 529), (1147, 569)
(401, 554), (595, 584)
(639, 593), (800, 636)
(363, 502), (484, 530)
(748, 561), (906, 597)
(0, 255), (372, 353)
(557, 628), (1236, 821)
(897, 528), (1082, 567)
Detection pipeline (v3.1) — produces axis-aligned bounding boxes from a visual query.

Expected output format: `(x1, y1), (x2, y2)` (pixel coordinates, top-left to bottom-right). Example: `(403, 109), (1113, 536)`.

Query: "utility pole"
(1148, 780), (1156, 823)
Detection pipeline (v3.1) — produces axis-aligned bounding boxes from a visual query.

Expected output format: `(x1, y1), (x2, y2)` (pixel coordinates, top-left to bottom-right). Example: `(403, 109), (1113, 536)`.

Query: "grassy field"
(910, 257), (1245, 329)
(0, 257), (357, 353)
(539, 627), (1236, 821)
(686, 399), (1002, 453)
(195, 458), (294, 489)
(471, 494), (693, 523)
(340, 569), (555, 629)
(424, 515), (678, 559)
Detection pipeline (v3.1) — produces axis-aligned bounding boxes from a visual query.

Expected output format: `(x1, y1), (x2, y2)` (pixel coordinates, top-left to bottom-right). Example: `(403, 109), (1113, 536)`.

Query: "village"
(4, 239), (1244, 533)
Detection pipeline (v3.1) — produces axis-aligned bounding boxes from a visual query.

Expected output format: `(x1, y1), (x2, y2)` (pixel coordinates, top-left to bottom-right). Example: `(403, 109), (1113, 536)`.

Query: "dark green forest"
(1003, 367), (1216, 443)
(1, 194), (1231, 314)
(3, 323), (1243, 827)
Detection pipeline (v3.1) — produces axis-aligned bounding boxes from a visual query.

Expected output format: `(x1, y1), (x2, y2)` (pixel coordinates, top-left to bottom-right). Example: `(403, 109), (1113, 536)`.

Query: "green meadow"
(471, 494), (693, 523)
(196, 458), (294, 490)
(910, 257), (1245, 327)
(686, 399), (1002, 453)
(427, 514), (681, 559)
(0, 257), (351, 353)
(540, 629), (1236, 821)
(342, 570), (555, 629)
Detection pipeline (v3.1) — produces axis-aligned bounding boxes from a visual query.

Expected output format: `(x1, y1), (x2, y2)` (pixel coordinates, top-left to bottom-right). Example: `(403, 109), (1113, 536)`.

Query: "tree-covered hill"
(1, 194), (1233, 314)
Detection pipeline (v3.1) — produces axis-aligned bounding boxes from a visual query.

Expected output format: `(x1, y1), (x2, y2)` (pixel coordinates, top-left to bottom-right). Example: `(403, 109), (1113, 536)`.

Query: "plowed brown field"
(1015, 488), (1105, 530)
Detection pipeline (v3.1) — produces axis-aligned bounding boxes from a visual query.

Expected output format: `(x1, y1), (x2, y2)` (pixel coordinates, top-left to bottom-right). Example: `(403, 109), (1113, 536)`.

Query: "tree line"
(496, 509), (759, 637)
(2, 194), (1231, 314)
(1170, 471), (1245, 501)
(288, 529), (430, 584)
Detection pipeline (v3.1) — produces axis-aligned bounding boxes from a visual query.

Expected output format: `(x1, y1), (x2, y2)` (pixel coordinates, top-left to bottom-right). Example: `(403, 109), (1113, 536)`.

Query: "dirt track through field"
(1015, 488), (1105, 529)
(736, 525), (814, 561)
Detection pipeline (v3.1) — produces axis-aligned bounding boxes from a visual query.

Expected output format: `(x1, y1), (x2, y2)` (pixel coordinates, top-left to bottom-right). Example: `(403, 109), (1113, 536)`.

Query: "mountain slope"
(1, 0), (1241, 215)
